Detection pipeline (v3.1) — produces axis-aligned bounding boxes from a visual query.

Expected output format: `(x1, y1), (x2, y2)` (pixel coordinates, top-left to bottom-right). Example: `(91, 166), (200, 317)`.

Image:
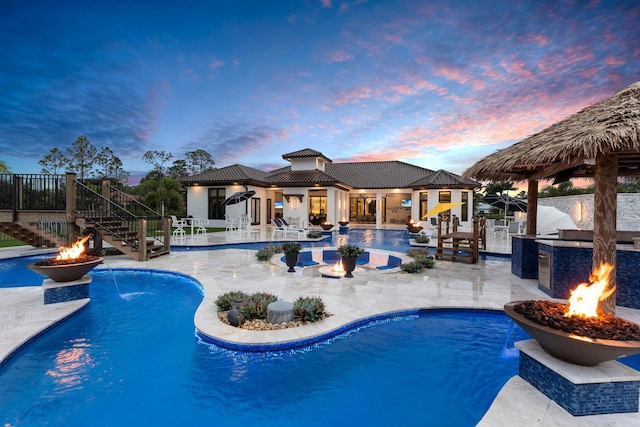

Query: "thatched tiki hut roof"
(464, 80), (640, 314)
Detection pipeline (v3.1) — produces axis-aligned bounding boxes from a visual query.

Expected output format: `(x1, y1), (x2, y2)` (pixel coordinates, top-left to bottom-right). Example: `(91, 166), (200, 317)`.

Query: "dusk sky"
(1, 0), (638, 184)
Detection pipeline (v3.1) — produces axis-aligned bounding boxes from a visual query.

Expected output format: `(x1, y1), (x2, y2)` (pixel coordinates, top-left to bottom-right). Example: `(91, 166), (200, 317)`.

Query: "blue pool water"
(174, 228), (512, 261)
(1, 269), (529, 425)
(0, 253), (54, 287)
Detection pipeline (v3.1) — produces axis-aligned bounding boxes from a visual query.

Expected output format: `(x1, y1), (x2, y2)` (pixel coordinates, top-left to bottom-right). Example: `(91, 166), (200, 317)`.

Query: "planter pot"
(285, 252), (300, 272)
(320, 223), (334, 231)
(338, 221), (349, 227)
(341, 256), (358, 278)
(28, 257), (104, 282)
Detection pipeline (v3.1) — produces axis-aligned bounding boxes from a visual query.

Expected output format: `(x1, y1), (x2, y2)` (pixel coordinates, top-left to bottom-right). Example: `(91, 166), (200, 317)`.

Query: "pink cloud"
(604, 55), (626, 65)
(209, 59), (224, 70)
(325, 49), (354, 63)
(528, 34), (550, 46)
(334, 85), (374, 105)
(434, 66), (469, 85)
(320, 0), (332, 8)
(383, 34), (402, 44)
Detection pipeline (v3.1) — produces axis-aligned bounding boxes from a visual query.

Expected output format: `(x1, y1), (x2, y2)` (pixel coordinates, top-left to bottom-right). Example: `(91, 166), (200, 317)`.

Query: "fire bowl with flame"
(505, 300), (640, 366)
(505, 262), (640, 366)
(29, 235), (103, 282)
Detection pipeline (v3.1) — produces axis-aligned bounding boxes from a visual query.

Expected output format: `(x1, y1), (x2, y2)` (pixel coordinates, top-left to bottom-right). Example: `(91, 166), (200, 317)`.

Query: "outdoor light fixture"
(577, 202), (583, 222)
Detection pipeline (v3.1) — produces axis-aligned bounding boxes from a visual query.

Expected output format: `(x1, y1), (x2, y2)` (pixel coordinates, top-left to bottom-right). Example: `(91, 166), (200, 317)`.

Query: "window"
(419, 192), (428, 219)
(208, 188), (226, 220)
(251, 198), (261, 225)
(439, 191), (452, 216)
(461, 191), (469, 221)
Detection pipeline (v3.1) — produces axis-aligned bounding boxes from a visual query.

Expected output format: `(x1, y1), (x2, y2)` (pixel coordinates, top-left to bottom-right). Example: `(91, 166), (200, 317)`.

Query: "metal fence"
(0, 174), (66, 210)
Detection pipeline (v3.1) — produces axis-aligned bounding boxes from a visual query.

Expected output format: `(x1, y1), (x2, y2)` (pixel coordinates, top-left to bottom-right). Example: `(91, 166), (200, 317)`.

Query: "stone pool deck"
(2, 227), (640, 425)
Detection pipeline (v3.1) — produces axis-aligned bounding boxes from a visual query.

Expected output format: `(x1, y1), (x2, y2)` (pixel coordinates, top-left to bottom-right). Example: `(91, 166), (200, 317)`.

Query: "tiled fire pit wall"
(517, 340), (640, 416)
(536, 240), (640, 309)
(43, 276), (91, 304)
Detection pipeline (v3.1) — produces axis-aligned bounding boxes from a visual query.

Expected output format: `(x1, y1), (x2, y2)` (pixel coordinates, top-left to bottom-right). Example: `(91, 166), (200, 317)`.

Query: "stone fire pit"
(29, 255), (104, 282)
(505, 300), (640, 366)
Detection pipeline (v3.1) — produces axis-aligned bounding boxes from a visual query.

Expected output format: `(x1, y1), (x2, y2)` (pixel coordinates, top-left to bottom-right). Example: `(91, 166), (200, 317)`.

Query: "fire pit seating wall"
(279, 249), (403, 271)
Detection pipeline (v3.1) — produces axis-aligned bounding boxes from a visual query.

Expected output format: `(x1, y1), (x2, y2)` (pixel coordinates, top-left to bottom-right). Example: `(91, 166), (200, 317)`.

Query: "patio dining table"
(181, 217), (207, 235)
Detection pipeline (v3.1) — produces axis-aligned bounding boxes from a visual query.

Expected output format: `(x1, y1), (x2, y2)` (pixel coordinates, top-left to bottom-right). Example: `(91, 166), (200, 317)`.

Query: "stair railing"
(104, 183), (166, 248)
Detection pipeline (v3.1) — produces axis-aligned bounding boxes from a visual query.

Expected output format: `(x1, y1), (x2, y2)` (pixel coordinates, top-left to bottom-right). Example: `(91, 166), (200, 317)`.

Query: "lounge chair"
(271, 218), (287, 239)
(322, 249), (340, 264)
(280, 217), (306, 238)
(356, 251), (370, 265)
(376, 255), (402, 270)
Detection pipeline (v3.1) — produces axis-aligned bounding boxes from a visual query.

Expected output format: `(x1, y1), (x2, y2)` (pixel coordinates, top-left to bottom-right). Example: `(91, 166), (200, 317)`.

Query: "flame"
(332, 259), (345, 274)
(56, 235), (91, 261)
(564, 262), (615, 319)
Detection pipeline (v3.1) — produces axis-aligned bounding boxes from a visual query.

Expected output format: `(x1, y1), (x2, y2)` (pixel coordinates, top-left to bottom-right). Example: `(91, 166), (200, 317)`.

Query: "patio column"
(376, 192), (382, 229)
(594, 152), (617, 315)
(526, 180), (538, 235)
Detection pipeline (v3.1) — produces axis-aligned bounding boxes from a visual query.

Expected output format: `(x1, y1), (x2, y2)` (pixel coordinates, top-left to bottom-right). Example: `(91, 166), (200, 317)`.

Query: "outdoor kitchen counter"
(536, 239), (640, 309)
(536, 238), (640, 252)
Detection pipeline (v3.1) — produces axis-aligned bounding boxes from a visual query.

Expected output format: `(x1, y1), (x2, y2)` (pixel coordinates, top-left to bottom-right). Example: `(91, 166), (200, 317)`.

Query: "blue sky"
(1, 0), (638, 184)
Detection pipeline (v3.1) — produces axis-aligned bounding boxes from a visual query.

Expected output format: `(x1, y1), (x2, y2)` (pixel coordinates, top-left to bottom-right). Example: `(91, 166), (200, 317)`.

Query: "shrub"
(400, 261), (424, 273)
(282, 241), (302, 253)
(306, 231), (322, 239)
(256, 244), (282, 261)
(401, 249), (435, 273)
(337, 244), (364, 258)
(414, 235), (430, 244)
(240, 292), (279, 320)
(215, 291), (250, 311)
(293, 296), (325, 322)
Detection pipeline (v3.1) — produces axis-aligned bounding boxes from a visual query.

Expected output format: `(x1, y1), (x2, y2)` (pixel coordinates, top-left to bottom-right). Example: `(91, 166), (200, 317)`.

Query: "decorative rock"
(227, 308), (244, 327)
(267, 300), (295, 324)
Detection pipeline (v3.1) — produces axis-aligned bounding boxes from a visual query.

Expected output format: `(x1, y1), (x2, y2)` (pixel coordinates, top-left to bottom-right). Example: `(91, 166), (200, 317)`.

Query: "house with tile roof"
(179, 148), (480, 230)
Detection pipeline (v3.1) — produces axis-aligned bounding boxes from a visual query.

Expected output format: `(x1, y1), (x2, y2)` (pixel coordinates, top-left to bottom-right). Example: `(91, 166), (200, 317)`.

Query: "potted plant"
(337, 244), (364, 278)
(282, 241), (302, 272)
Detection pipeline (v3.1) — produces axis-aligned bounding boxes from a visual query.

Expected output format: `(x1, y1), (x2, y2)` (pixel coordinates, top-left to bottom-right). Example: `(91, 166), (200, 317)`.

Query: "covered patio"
(464, 80), (640, 313)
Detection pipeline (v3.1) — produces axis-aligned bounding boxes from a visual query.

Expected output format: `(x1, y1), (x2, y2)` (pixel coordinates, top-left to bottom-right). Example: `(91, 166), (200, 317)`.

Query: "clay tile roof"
(325, 161), (435, 189)
(179, 164), (268, 184)
(282, 148), (332, 163)
(411, 169), (481, 188)
(264, 169), (339, 185)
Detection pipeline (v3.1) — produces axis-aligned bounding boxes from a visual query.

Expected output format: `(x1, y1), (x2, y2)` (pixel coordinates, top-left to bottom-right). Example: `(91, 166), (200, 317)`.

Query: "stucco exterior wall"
(538, 193), (640, 231)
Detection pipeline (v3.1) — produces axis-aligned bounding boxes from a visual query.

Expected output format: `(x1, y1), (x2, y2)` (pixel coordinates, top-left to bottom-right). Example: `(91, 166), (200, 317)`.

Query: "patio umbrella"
(537, 206), (577, 236)
(421, 202), (464, 220)
(222, 190), (256, 206)
(483, 194), (527, 213)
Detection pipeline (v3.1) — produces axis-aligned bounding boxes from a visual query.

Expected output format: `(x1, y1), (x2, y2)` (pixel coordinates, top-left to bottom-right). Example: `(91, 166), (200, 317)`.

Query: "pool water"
(1, 269), (530, 426)
(0, 254), (53, 287)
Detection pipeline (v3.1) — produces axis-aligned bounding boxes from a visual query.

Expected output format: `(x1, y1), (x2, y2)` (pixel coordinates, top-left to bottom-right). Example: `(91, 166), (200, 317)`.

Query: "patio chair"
(507, 221), (520, 239)
(280, 217), (306, 238)
(271, 218), (287, 239)
(224, 215), (237, 233)
(170, 215), (186, 237)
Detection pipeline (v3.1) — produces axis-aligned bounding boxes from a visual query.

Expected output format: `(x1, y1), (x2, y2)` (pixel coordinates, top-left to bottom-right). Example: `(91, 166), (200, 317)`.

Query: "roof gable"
(282, 148), (332, 163)
(410, 169), (480, 188)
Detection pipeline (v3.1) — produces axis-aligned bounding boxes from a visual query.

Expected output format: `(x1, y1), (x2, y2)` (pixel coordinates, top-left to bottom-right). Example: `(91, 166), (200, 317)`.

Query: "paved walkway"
(1, 226), (639, 426)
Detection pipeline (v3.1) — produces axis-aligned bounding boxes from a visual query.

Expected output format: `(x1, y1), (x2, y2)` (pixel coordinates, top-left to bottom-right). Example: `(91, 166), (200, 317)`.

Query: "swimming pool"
(173, 228), (512, 261)
(0, 269), (528, 425)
